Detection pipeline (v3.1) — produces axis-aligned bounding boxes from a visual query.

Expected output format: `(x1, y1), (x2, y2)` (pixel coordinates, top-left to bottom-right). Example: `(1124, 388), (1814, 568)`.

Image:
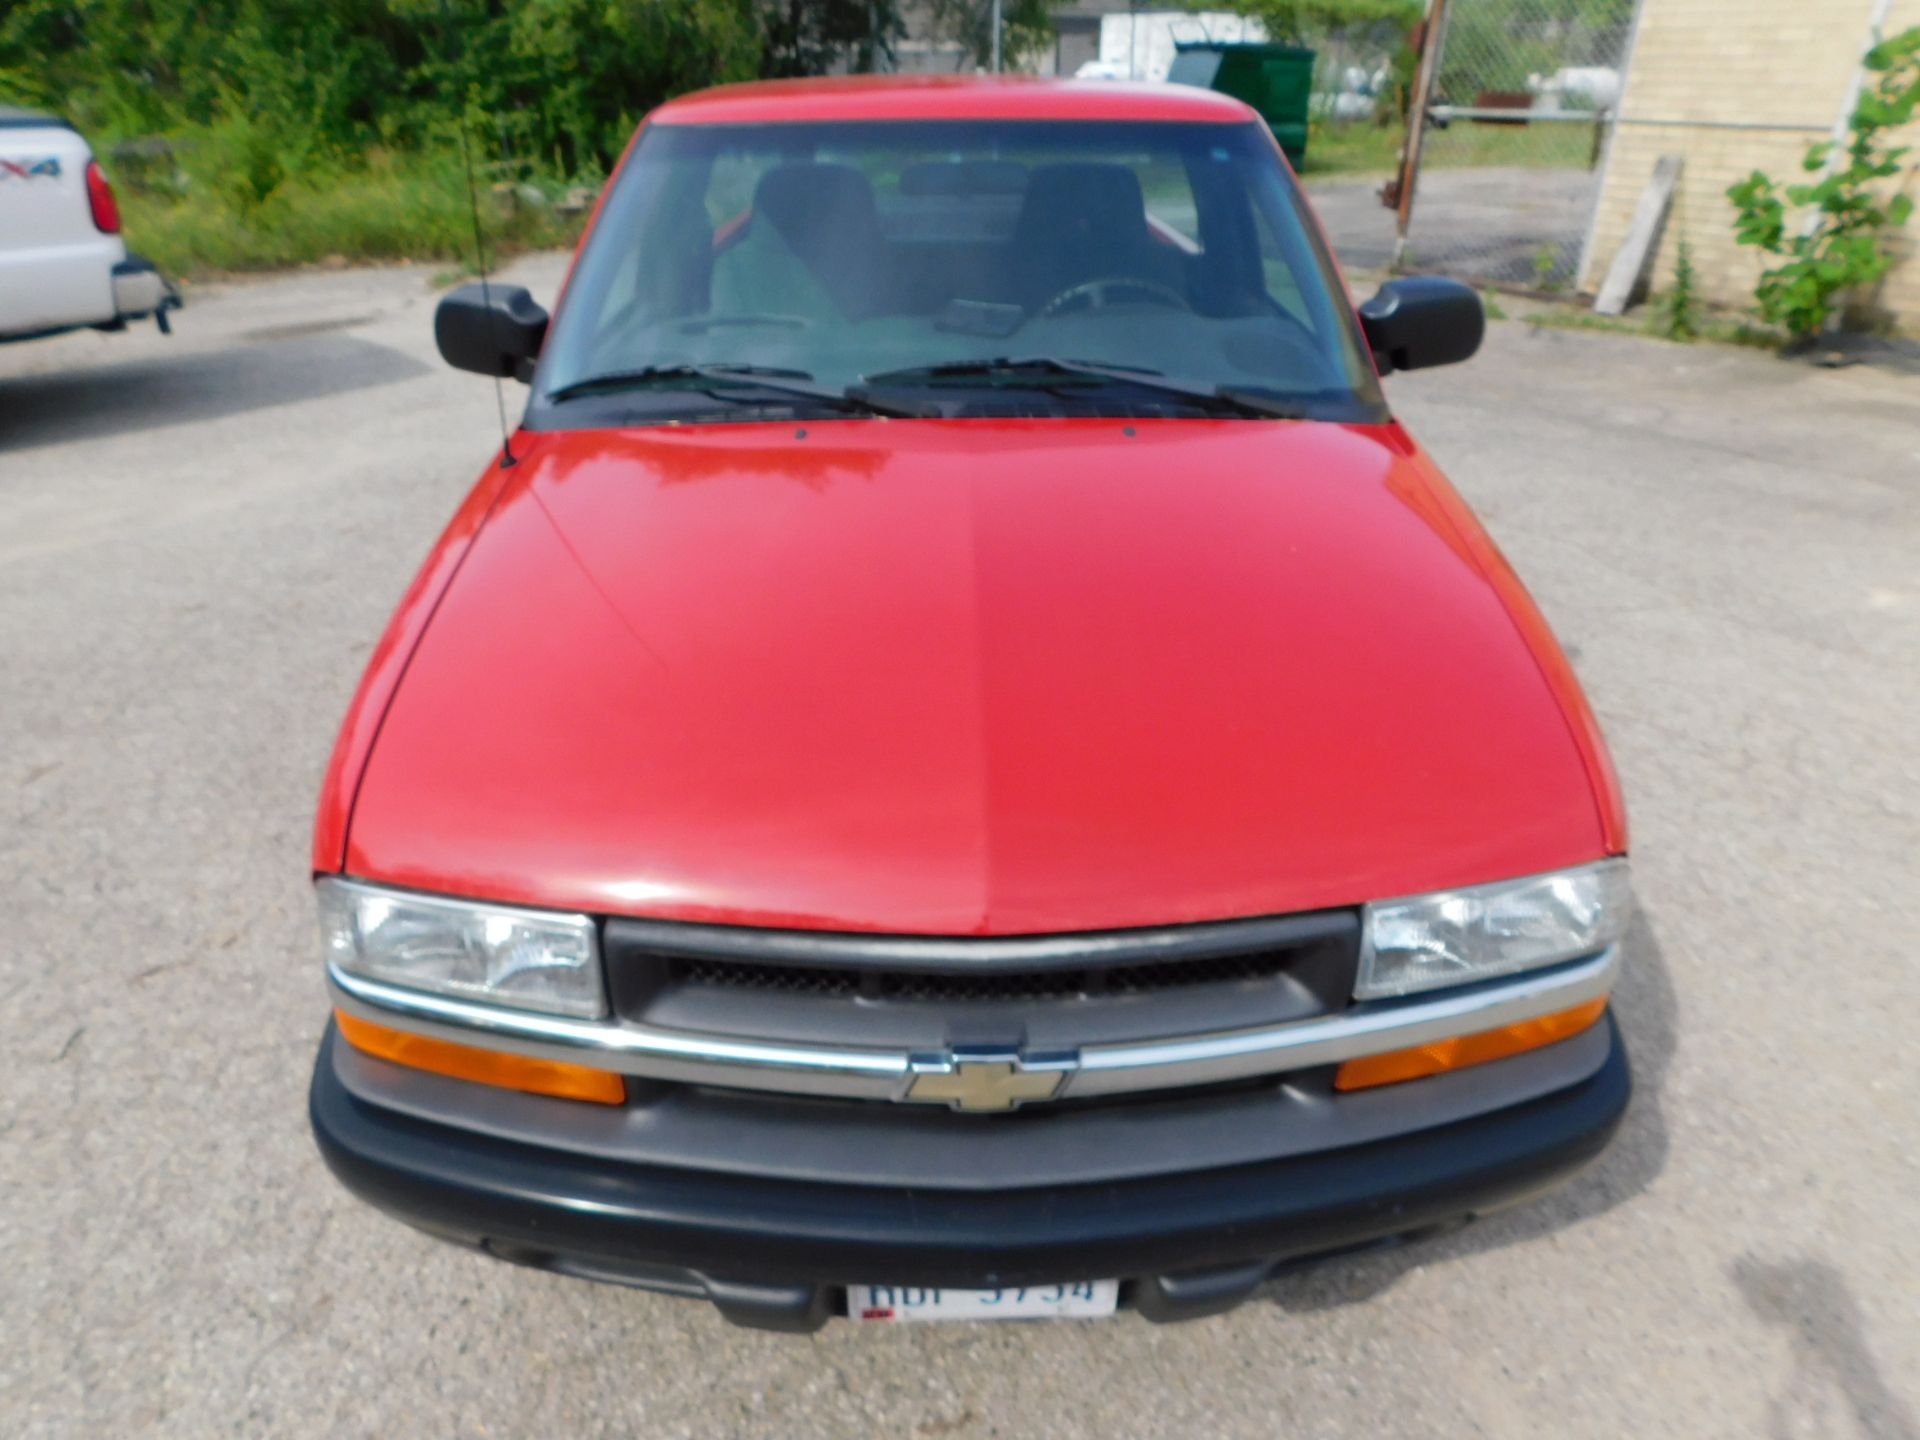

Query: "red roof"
(650, 75), (1258, 126)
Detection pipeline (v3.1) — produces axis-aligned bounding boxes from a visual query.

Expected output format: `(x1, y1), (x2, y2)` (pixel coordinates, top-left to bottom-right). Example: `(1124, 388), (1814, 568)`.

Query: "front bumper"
(310, 1014), (1630, 1331)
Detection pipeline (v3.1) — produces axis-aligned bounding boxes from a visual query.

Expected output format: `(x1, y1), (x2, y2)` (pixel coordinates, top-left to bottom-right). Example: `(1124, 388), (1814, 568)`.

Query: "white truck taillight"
(85, 159), (120, 233)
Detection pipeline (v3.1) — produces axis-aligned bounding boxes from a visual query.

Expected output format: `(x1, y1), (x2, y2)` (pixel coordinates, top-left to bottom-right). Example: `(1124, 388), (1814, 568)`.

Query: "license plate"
(846, 1281), (1119, 1322)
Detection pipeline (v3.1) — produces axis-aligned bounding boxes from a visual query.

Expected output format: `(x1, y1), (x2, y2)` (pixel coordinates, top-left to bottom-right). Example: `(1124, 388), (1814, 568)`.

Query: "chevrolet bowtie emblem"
(906, 1056), (1070, 1112)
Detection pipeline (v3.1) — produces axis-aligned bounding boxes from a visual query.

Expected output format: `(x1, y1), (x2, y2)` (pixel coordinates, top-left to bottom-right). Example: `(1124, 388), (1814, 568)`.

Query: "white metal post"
(991, 0), (1003, 72)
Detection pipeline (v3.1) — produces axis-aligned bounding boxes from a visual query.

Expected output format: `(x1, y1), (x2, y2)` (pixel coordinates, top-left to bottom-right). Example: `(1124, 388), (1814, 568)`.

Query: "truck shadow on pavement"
(0, 334), (428, 454)
(1260, 912), (1676, 1313)
(1734, 1255), (1918, 1440)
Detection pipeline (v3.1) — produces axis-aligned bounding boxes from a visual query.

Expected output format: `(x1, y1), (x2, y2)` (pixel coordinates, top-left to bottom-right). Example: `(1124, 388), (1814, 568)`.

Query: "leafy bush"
(1726, 27), (1920, 338)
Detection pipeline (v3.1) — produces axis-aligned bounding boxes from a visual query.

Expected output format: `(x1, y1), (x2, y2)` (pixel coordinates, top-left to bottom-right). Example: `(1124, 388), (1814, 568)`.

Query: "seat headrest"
(753, 162), (881, 251)
(1013, 163), (1149, 240)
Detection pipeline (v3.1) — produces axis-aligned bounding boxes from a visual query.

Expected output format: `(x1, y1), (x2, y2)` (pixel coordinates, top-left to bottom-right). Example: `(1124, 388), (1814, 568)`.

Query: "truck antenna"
(442, 2), (516, 468)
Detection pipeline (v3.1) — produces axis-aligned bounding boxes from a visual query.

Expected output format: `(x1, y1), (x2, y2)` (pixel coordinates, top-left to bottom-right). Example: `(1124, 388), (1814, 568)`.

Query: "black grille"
(672, 947), (1295, 1003)
(602, 908), (1361, 1028)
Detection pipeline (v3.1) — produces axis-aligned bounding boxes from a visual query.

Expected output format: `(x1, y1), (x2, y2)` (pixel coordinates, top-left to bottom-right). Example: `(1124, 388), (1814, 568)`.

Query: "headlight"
(1357, 859), (1632, 1000)
(317, 878), (606, 1019)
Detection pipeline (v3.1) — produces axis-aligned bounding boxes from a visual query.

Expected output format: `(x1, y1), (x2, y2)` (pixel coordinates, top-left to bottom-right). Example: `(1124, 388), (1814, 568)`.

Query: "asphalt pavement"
(1306, 167), (1598, 283)
(2, 255), (1916, 1439)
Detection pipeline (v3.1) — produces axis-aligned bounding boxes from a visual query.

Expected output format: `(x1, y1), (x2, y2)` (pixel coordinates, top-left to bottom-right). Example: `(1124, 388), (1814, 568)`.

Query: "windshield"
(532, 119), (1385, 427)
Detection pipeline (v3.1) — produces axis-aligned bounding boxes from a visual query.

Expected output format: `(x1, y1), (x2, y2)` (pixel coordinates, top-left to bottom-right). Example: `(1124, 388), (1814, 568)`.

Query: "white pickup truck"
(1, 105), (179, 344)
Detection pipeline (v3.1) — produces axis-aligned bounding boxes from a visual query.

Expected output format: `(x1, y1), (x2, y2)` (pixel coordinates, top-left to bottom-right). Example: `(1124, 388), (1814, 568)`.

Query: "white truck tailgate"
(1, 111), (124, 335)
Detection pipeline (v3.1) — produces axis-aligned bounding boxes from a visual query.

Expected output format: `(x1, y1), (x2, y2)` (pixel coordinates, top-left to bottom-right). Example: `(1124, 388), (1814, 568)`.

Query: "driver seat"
(1005, 163), (1177, 312)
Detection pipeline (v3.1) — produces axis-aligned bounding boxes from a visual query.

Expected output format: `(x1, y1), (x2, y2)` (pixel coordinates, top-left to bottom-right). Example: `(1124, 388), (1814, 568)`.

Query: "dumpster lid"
(1172, 41), (1316, 57)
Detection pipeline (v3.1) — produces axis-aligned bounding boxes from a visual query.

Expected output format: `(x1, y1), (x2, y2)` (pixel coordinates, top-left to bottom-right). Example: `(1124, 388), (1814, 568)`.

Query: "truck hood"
(345, 418), (1609, 933)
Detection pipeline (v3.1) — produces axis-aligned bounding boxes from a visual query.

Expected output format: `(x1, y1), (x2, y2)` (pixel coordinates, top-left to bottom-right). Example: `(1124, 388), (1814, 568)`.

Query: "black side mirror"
(1358, 277), (1484, 374)
(435, 283), (549, 382)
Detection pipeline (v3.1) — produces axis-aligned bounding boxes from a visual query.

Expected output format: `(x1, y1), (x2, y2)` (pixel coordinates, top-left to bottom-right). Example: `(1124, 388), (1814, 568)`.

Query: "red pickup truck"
(309, 75), (1632, 1330)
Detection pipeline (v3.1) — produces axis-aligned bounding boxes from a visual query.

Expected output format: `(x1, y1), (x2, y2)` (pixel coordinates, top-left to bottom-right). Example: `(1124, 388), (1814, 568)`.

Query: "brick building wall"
(1579, 0), (1920, 330)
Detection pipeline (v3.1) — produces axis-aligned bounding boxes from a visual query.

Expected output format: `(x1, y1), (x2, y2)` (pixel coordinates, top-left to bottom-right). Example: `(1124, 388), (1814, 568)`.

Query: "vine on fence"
(1726, 27), (1920, 338)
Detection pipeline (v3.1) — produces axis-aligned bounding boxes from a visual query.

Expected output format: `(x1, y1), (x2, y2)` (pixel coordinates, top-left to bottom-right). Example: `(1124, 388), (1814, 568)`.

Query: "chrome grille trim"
(326, 945), (1618, 1106)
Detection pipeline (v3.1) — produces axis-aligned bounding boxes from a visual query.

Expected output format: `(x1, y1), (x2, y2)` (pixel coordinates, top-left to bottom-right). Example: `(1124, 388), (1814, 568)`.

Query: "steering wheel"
(1038, 276), (1191, 318)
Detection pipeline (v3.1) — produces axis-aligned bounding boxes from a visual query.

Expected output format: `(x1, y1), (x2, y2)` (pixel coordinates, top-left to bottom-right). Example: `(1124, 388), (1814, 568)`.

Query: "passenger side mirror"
(435, 283), (549, 382)
(1358, 277), (1484, 375)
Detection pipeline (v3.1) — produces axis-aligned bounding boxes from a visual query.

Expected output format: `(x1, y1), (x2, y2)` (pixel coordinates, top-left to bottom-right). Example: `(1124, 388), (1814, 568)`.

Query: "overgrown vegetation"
(927, 0), (1068, 69)
(1661, 234), (1699, 341)
(1531, 243), (1560, 291)
(116, 148), (585, 277)
(0, 0), (920, 275)
(1726, 26), (1920, 339)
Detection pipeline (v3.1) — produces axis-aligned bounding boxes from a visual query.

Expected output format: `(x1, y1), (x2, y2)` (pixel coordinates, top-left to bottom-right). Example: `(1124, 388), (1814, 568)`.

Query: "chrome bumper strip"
(328, 967), (909, 1099)
(327, 946), (1619, 1106)
(1065, 947), (1619, 1097)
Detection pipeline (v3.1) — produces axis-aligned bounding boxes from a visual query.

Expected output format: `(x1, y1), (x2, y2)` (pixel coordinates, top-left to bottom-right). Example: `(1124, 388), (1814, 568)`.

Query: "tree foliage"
(0, 0), (902, 176)
(1727, 26), (1920, 337)
(1218, 0), (1418, 47)
(761, 0), (904, 77)
(925, 0), (1065, 70)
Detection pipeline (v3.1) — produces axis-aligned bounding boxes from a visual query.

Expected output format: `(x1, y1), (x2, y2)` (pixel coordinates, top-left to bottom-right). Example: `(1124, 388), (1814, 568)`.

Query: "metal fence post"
(1392, 0), (1451, 271)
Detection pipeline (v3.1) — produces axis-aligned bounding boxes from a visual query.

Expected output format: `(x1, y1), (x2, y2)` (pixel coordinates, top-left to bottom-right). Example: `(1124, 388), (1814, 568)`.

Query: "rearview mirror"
(1358, 277), (1484, 375)
(435, 283), (549, 382)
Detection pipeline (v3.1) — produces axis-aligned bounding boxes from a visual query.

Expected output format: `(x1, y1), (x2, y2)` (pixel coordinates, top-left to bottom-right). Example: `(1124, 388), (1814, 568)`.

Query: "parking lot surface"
(1307, 167), (1596, 279)
(3, 256), (1917, 1439)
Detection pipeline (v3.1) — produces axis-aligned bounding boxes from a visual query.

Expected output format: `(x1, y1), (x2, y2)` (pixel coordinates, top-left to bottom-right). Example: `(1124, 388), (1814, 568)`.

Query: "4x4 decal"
(0, 157), (62, 179)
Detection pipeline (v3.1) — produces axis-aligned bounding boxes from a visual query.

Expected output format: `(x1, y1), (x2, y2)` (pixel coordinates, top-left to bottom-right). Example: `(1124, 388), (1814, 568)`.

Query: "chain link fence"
(1397, 0), (1640, 290)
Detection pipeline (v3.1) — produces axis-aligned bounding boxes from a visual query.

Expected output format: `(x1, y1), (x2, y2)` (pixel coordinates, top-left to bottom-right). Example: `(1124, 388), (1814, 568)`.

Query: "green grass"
(1301, 117), (1601, 179)
(117, 145), (585, 279)
(1299, 122), (1405, 177)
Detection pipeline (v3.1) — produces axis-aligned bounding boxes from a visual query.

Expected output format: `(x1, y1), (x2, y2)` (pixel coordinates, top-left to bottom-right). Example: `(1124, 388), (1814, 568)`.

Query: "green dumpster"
(1167, 42), (1316, 166)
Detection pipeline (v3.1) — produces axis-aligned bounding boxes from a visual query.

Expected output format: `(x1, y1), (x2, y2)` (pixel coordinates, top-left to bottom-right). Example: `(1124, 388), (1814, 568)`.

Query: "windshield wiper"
(856, 357), (1307, 419)
(547, 364), (932, 418)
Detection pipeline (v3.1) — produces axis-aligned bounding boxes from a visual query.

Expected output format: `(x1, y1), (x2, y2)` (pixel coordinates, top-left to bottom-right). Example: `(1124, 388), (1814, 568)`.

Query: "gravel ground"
(2, 255), (1916, 1439)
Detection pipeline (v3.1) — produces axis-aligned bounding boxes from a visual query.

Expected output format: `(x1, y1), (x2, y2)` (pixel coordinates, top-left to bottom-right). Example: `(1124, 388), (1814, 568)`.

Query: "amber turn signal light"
(1334, 997), (1609, 1092)
(335, 1010), (625, 1104)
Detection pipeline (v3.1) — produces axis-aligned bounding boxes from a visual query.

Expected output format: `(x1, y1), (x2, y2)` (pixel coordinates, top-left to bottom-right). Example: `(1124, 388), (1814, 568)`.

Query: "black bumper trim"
(311, 1017), (1629, 1328)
